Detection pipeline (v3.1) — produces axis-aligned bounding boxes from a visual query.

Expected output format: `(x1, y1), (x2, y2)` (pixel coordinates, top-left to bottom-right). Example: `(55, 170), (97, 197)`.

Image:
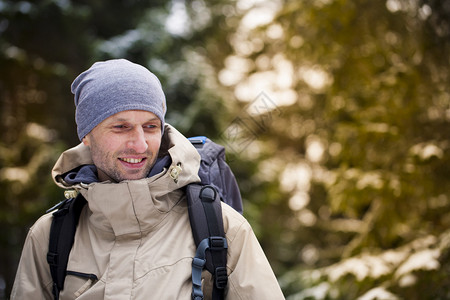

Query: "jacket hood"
(52, 123), (201, 192)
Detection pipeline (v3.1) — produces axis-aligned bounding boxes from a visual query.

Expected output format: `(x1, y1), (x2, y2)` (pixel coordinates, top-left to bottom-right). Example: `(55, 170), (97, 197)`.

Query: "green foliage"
(223, 0), (449, 298)
(201, 0), (450, 298)
(1, 0), (449, 299)
(0, 123), (64, 299)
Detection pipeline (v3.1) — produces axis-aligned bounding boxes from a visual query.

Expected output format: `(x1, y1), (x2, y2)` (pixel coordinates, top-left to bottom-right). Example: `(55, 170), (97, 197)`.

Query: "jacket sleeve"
(10, 214), (54, 300)
(223, 206), (285, 300)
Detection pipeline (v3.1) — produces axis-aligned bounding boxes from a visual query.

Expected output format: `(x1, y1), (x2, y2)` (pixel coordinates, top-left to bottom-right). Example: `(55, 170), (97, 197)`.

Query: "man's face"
(83, 110), (162, 182)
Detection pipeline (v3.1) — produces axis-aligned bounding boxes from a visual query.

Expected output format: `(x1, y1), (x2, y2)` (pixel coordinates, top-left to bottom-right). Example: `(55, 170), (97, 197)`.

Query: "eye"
(113, 124), (130, 130)
(143, 123), (160, 130)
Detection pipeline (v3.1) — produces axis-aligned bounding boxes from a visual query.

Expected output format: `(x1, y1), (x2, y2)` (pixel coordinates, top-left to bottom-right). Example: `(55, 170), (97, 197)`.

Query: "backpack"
(46, 136), (243, 300)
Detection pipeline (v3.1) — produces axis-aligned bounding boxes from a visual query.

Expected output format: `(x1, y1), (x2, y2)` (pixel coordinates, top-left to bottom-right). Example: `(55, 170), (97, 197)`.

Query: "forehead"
(103, 110), (160, 123)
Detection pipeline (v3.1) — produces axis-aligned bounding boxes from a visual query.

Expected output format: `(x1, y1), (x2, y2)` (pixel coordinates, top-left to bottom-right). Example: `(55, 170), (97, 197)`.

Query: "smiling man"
(11, 59), (285, 300)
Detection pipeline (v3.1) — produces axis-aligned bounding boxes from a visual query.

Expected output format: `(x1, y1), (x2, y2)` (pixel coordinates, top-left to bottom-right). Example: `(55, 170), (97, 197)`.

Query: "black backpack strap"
(187, 184), (228, 300)
(46, 193), (87, 300)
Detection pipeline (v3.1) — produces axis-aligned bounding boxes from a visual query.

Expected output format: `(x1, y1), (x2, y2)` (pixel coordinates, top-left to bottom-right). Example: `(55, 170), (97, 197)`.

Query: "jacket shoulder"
(10, 212), (55, 300)
(27, 212), (54, 252)
(220, 202), (251, 244)
(220, 203), (286, 299)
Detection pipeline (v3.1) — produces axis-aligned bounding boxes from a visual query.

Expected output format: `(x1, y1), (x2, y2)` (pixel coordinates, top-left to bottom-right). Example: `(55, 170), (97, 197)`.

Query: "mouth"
(119, 157), (145, 164)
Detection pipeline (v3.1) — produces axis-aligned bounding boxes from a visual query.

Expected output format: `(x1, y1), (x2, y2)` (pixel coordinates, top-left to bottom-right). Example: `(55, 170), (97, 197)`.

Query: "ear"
(82, 135), (90, 147)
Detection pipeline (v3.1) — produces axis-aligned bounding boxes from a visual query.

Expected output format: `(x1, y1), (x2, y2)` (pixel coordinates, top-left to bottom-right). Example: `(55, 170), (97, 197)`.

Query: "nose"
(127, 127), (148, 153)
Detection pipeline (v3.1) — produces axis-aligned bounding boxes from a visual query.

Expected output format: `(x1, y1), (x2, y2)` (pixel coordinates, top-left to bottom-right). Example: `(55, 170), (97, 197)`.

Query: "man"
(11, 59), (285, 299)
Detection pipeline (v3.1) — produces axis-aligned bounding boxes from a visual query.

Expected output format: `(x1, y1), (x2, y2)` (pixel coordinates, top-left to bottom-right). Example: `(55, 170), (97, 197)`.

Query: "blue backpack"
(46, 136), (243, 300)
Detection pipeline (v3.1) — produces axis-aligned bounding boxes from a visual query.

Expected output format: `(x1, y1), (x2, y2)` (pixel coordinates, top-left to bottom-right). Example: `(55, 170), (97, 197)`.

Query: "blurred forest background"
(1, 0), (449, 299)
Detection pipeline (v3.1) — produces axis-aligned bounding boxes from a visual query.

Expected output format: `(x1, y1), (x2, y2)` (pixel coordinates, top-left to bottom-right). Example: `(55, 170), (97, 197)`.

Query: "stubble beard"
(89, 139), (159, 182)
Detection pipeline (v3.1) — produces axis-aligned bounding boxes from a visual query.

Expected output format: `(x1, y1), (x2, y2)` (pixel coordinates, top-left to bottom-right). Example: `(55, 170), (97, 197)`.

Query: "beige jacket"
(11, 124), (285, 299)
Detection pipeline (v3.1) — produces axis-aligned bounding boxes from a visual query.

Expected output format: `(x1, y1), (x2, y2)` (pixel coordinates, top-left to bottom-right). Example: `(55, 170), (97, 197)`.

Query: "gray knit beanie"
(71, 59), (166, 140)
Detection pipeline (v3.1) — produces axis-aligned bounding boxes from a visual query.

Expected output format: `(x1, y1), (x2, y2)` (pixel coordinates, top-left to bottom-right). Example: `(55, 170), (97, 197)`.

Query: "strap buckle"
(215, 266), (228, 289)
(209, 236), (228, 251)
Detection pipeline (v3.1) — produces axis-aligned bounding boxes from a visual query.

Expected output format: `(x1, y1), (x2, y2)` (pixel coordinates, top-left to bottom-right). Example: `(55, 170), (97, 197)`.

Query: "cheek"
(91, 135), (121, 156)
(147, 136), (162, 152)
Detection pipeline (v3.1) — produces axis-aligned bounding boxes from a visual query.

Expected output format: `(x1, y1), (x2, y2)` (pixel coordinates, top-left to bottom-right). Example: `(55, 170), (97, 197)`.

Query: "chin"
(123, 173), (148, 181)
